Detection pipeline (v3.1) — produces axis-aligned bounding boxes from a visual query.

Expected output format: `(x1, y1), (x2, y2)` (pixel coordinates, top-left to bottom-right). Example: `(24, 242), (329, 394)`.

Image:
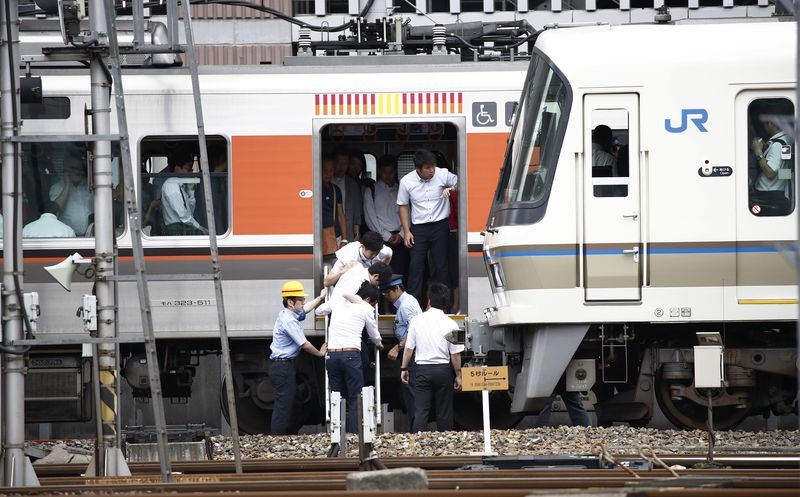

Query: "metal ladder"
(101, 0), (243, 480)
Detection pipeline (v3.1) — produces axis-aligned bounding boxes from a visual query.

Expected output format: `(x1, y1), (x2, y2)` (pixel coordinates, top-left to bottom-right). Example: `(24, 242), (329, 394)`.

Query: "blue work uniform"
(268, 307), (308, 435)
(394, 292), (422, 428)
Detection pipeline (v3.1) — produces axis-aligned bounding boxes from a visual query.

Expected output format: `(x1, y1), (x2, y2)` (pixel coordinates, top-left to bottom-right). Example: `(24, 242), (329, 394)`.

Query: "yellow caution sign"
(461, 366), (509, 392)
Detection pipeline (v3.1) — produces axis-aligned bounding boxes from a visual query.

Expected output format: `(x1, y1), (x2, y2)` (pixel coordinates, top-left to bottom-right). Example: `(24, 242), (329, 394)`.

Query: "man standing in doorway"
(364, 155), (409, 279)
(400, 282), (464, 432)
(269, 281), (327, 435)
(397, 150), (457, 300)
(333, 147), (363, 243)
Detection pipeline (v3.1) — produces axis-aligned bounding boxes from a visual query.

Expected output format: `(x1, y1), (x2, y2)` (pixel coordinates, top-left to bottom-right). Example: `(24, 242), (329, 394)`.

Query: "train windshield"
(500, 55), (569, 205)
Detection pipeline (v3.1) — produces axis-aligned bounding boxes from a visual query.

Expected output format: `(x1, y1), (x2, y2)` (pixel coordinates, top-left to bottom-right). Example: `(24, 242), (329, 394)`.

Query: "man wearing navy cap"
(382, 274), (422, 429)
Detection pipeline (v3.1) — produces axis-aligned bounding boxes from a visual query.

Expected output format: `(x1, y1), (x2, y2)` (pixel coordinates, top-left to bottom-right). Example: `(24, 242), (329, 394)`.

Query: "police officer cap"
(381, 274), (404, 291)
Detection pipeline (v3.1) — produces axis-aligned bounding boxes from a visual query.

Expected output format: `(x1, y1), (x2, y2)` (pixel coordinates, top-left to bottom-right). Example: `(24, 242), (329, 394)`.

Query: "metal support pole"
(102, 0), (172, 482)
(0, 0), (31, 486)
(795, 0), (800, 432)
(180, 1), (242, 474)
(89, 0), (120, 475)
(373, 303), (381, 432)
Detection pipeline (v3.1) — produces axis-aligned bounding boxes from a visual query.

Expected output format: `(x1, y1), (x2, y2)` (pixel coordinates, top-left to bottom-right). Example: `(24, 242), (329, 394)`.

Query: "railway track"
(12, 454), (798, 496)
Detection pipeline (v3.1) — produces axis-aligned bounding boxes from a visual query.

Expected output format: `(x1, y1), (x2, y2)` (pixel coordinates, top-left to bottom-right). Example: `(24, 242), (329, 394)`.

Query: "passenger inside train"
(319, 122), (462, 314)
(590, 113), (630, 198)
(17, 141), (124, 238)
(139, 136), (229, 235)
(748, 98), (795, 216)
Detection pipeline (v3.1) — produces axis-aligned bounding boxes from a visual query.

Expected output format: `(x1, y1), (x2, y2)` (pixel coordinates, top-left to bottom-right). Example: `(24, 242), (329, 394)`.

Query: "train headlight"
(489, 262), (506, 290)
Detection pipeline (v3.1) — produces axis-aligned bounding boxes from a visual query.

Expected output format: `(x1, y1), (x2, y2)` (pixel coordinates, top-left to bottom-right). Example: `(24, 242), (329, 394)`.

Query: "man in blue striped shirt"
(269, 281), (327, 435)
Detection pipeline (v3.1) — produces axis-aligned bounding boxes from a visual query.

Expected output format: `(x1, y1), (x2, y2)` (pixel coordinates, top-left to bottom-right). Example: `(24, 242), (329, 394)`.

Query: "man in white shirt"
(161, 157), (207, 236)
(49, 161), (92, 236)
(397, 150), (457, 300)
(23, 202), (76, 238)
(326, 282), (383, 432)
(324, 232), (392, 287)
(364, 155), (409, 278)
(591, 125), (616, 176)
(400, 282), (464, 432)
(316, 261), (391, 316)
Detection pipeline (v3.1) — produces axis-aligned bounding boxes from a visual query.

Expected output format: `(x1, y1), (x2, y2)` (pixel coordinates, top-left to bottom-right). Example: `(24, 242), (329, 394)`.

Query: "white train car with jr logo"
(481, 21), (798, 429)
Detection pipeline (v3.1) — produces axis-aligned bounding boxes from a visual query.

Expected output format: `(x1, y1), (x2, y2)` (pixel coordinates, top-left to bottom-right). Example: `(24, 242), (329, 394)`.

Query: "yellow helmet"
(281, 280), (308, 298)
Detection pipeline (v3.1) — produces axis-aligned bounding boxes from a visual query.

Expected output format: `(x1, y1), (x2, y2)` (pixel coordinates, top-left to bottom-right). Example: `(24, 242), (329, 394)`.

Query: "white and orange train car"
(15, 60), (527, 435)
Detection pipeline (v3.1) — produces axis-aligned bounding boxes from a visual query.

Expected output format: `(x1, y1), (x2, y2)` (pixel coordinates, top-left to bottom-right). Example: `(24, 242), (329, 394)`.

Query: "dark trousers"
(269, 360), (296, 435)
(401, 366), (416, 429)
(534, 387), (590, 427)
(387, 237), (410, 280)
(412, 363), (454, 433)
(407, 219), (450, 300)
(326, 351), (364, 433)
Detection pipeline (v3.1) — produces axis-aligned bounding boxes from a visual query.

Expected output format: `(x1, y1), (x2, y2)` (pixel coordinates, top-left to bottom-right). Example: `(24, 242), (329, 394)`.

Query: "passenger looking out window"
(748, 98), (795, 216)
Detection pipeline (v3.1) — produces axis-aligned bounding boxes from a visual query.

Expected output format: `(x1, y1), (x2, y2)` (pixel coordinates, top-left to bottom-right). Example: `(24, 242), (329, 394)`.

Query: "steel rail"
(29, 453), (800, 477)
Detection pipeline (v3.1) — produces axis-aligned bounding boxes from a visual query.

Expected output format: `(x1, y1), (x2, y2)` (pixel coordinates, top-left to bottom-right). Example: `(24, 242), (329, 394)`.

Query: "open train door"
(582, 94), (642, 301)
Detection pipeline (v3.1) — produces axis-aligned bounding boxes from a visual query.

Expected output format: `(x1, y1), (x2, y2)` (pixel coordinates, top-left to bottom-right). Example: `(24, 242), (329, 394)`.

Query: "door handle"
(623, 211), (639, 220)
(622, 246), (640, 263)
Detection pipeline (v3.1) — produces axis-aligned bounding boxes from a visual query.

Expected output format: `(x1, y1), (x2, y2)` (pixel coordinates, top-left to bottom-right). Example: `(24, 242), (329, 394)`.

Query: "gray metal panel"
(416, 0), (426, 13)
(450, 0), (460, 13)
(585, 0), (597, 11)
(688, 0), (699, 9)
(517, 0), (528, 13)
(182, 44), (292, 66)
(349, 0), (360, 15)
(619, 0), (630, 11)
(511, 324), (588, 412)
(483, 0), (493, 12)
(315, 0), (325, 16)
(757, 0), (769, 5)
(551, 0), (562, 12)
(722, 0), (733, 7)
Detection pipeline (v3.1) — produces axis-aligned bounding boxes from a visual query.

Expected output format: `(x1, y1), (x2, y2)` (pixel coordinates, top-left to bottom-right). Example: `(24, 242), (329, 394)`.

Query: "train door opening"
(313, 121), (466, 314)
(582, 94), (642, 301)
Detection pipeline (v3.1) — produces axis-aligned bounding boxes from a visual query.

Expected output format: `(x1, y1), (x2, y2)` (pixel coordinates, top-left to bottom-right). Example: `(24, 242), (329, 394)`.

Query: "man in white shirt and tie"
(397, 150), (457, 300)
(400, 282), (464, 432)
(161, 157), (207, 236)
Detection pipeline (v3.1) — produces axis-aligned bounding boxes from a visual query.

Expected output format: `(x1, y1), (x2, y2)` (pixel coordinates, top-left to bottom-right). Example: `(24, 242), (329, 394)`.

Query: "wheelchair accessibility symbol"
(472, 102), (497, 127)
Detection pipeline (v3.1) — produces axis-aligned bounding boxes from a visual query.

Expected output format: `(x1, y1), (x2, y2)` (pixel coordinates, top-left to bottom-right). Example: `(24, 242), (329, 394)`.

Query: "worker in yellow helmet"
(269, 281), (327, 435)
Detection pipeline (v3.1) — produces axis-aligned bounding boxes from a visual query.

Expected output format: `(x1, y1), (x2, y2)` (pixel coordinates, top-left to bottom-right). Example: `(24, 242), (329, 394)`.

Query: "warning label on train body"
(461, 366), (509, 391)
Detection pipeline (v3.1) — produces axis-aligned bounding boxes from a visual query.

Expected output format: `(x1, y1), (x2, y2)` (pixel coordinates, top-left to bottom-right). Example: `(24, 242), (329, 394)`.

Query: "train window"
(139, 136), (229, 236)
(17, 142), (123, 238)
(501, 55), (568, 204)
(748, 98), (795, 217)
(21, 97), (71, 120)
(591, 109), (629, 198)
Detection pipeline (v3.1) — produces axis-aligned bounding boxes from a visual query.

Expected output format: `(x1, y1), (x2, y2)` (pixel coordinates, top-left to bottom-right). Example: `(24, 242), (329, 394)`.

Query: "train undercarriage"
(22, 321), (796, 437)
